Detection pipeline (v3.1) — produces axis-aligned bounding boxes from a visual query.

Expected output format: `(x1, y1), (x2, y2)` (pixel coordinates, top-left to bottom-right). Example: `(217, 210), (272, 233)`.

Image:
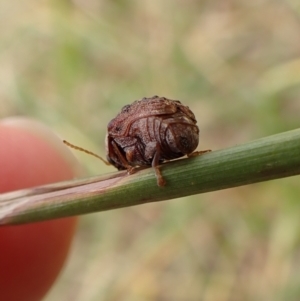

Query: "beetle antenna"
(63, 140), (110, 166)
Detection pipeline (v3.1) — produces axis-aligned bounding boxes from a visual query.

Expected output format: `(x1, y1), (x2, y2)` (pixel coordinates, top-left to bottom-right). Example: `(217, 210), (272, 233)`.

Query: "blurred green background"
(1, 0), (300, 300)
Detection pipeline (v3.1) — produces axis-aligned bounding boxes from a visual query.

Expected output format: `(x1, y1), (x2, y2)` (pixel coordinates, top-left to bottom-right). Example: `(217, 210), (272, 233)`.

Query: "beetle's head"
(165, 121), (199, 156)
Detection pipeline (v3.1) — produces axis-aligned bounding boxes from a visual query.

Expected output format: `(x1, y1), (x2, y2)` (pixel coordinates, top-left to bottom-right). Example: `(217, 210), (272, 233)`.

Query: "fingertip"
(0, 117), (81, 301)
(0, 117), (84, 192)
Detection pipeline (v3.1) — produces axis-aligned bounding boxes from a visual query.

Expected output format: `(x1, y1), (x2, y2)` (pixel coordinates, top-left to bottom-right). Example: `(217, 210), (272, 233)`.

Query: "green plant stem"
(1, 128), (300, 225)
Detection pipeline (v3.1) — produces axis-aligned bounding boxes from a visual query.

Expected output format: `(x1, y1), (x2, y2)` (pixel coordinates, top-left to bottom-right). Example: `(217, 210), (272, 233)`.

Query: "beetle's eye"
(179, 136), (189, 149)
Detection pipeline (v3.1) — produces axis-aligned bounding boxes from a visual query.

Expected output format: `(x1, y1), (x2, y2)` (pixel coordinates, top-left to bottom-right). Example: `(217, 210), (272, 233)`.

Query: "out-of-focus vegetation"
(1, 1), (300, 300)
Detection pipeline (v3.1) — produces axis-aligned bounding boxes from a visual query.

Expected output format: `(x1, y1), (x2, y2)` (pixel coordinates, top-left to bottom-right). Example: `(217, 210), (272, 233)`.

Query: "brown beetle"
(105, 96), (199, 186)
(64, 96), (200, 186)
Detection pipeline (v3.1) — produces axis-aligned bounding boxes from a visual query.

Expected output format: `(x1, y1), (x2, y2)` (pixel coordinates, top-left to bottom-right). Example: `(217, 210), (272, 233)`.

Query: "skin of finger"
(0, 120), (79, 301)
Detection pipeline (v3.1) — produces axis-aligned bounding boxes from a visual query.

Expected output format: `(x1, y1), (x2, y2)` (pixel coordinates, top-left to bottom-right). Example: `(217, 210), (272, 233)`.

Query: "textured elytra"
(106, 96), (200, 186)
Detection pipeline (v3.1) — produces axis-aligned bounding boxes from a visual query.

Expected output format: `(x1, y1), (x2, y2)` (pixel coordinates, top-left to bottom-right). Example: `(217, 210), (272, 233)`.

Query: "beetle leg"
(152, 148), (166, 187)
(187, 149), (211, 157)
(111, 141), (136, 174)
